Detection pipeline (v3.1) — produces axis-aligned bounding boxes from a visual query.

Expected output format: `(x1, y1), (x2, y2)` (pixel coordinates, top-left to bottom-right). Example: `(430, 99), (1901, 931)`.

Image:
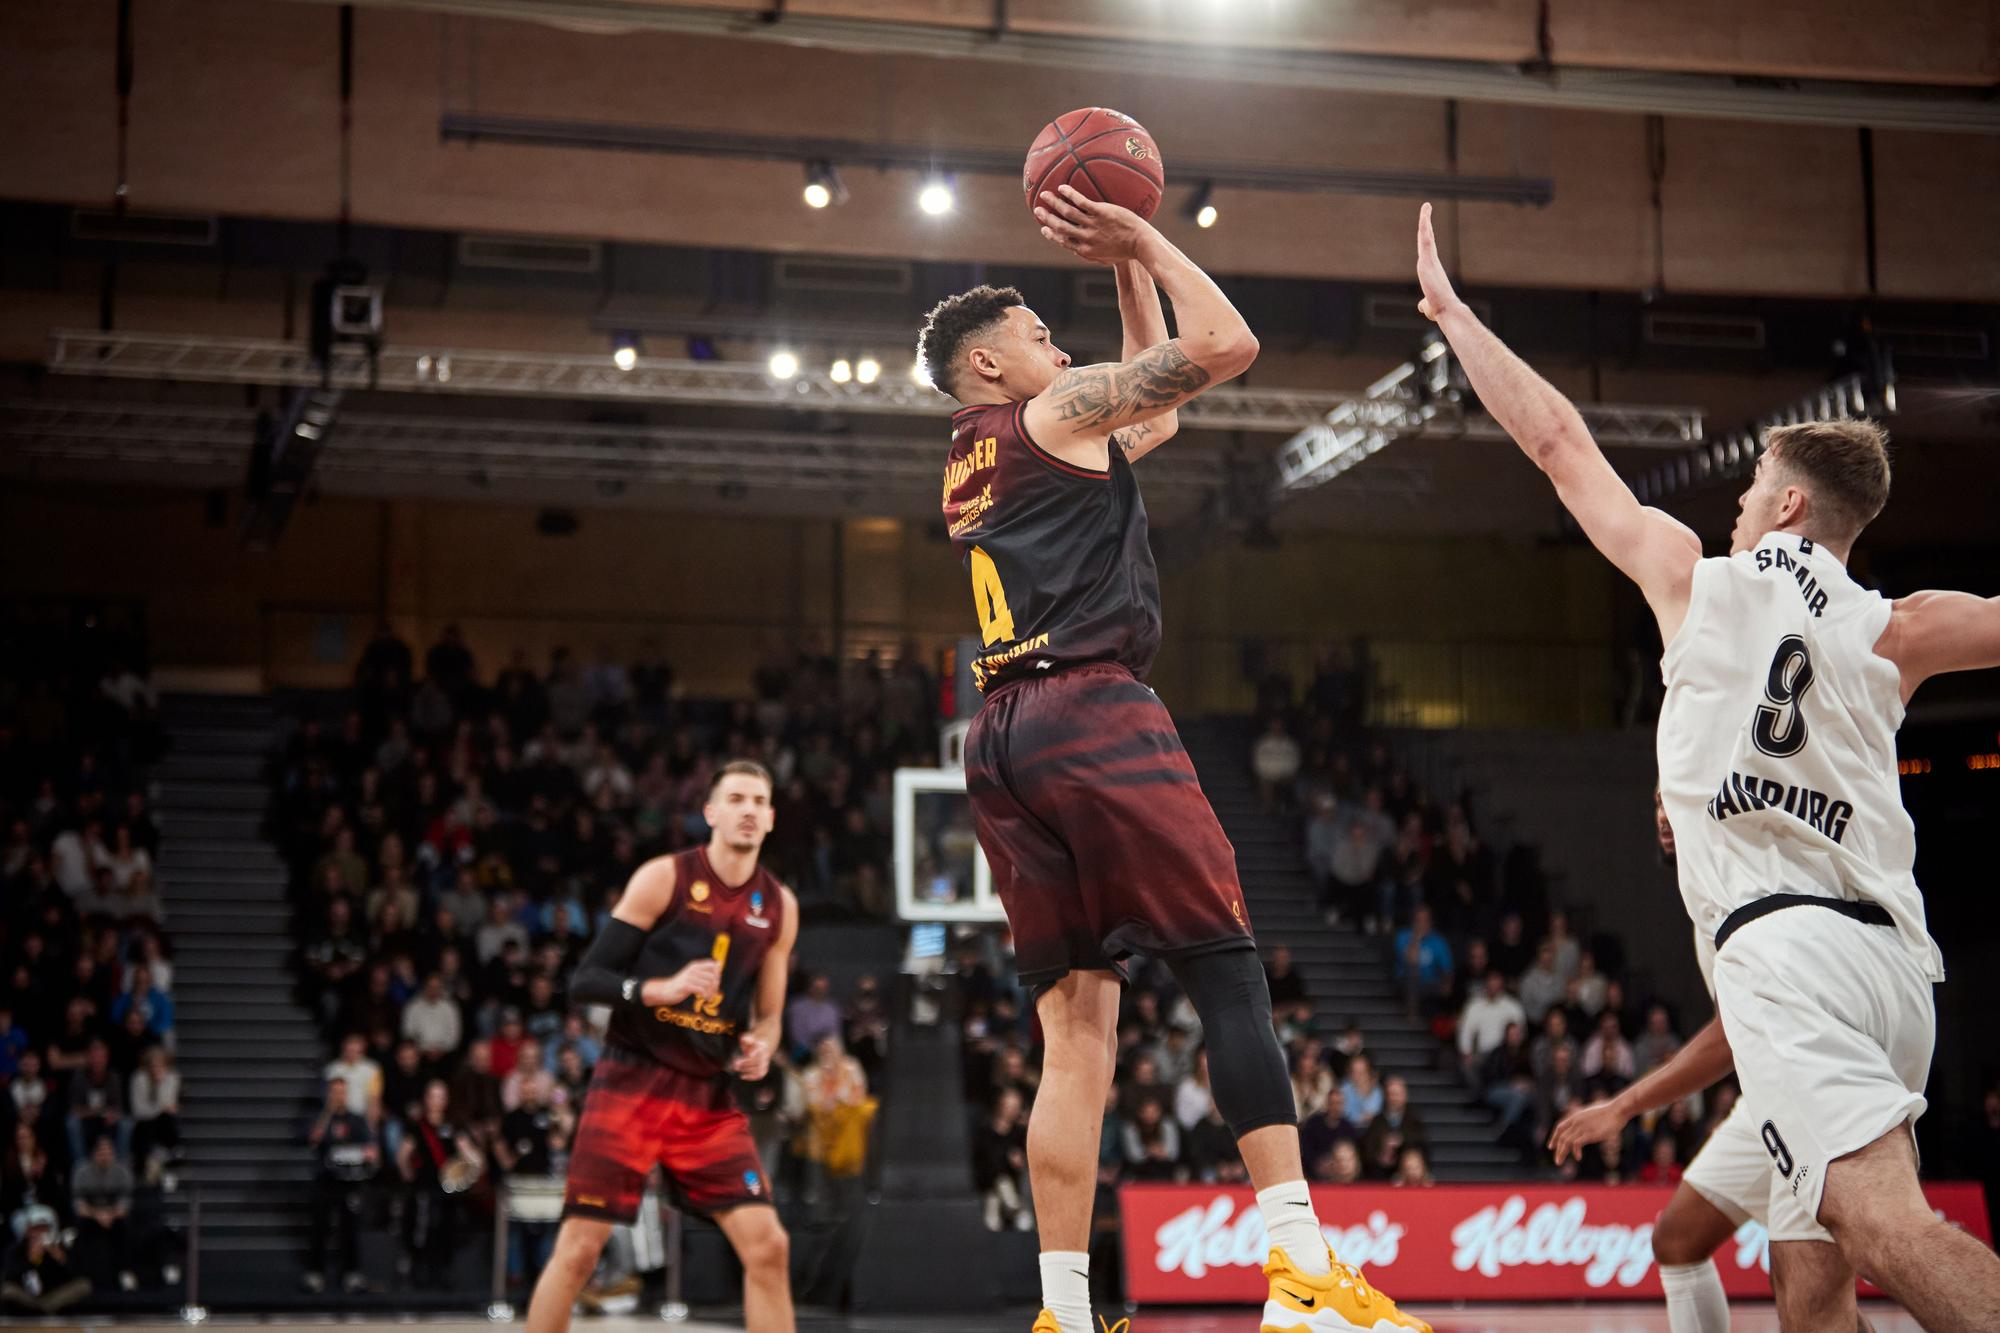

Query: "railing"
(148, 1181), (689, 1320)
(484, 1178), (689, 1322)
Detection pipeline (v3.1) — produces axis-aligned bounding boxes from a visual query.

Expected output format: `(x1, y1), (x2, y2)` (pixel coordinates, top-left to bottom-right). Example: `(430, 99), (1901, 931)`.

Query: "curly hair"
(916, 285), (1024, 399)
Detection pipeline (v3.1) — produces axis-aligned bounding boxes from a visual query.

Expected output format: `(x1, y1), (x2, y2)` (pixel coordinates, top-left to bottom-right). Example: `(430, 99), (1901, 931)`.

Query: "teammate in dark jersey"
(920, 187), (1428, 1333)
(525, 761), (799, 1333)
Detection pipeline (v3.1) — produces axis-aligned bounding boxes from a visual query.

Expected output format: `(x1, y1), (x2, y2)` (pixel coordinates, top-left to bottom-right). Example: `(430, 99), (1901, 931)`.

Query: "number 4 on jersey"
(969, 546), (1016, 646)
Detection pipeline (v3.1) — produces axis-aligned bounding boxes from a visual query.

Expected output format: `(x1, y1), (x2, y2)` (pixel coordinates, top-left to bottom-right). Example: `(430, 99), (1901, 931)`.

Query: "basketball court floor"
(43, 1309), (1920, 1332)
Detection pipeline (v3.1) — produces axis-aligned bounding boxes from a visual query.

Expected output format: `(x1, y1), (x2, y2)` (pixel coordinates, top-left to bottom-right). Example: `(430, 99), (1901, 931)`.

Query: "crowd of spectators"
(281, 626), (909, 1293)
(1254, 652), (1728, 1182)
(955, 939), (1438, 1243)
(1, 648), (181, 1312)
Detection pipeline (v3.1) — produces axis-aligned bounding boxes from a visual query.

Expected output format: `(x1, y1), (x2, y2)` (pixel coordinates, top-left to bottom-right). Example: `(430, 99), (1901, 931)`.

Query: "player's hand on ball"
(731, 1032), (773, 1081)
(1415, 202), (1462, 323)
(1035, 184), (1148, 264)
(1547, 1098), (1629, 1165)
(645, 959), (722, 1006)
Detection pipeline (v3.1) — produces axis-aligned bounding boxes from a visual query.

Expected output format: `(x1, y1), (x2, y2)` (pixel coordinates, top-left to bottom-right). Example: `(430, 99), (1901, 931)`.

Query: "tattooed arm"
(1026, 186), (1257, 470)
(1110, 261), (1177, 463)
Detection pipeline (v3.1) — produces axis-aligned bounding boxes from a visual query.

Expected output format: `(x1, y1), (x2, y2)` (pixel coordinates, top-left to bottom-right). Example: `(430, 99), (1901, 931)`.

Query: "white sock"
(1660, 1259), (1730, 1333)
(1257, 1180), (1331, 1275)
(1038, 1250), (1092, 1333)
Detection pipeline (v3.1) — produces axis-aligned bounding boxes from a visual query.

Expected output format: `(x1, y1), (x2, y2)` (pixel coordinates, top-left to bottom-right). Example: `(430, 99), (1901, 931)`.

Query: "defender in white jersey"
(1415, 203), (2000, 1333)
(1553, 794), (1873, 1333)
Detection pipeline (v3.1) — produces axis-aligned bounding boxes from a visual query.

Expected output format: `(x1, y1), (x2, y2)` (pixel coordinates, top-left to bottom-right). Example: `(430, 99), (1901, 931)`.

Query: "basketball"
(1023, 107), (1166, 221)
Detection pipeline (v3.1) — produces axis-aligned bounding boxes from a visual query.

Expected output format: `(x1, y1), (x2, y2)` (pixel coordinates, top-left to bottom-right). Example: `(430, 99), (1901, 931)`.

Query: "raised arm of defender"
(1414, 204), (1702, 643)
(1025, 185), (1257, 462)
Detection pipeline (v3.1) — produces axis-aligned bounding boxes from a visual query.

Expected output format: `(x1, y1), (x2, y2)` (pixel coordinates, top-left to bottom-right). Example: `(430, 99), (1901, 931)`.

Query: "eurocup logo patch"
(744, 1170), (763, 1196)
(750, 891), (763, 914)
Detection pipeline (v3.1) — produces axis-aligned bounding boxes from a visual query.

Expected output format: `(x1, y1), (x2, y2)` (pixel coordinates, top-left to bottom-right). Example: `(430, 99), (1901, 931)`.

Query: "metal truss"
(1632, 372), (1888, 506)
(1275, 354), (1706, 494)
(0, 399), (1226, 498)
(44, 331), (1336, 434)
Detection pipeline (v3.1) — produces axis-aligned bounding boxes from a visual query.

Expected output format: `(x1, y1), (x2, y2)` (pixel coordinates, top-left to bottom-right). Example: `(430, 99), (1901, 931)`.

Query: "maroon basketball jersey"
(605, 847), (787, 1079)
(941, 399), (1162, 692)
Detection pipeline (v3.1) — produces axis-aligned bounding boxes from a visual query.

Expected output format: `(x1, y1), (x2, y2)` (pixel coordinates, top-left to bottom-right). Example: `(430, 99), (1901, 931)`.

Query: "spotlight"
(830, 358), (853, 384)
(918, 176), (955, 216)
(1185, 181), (1218, 229)
(802, 160), (846, 209)
(769, 349), (799, 379)
(855, 357), (880, 385)
(611, 332), (640, 372)
(911, 359), (933, 387)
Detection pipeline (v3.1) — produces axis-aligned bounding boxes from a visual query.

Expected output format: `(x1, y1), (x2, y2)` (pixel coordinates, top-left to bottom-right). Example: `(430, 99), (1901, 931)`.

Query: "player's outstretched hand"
(730, 1031), (774, 1081)
(1415, 202), (1462, 323)
(1035, 184), (1150, 265)
(1548, 1097), (1630, 1166)
(643, 959), (722, 1007)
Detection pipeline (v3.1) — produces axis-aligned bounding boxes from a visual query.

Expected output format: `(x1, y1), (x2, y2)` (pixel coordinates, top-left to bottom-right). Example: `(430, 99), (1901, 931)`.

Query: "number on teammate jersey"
(1752, 635), (1816, 758)
(969, 546), (1016, 646)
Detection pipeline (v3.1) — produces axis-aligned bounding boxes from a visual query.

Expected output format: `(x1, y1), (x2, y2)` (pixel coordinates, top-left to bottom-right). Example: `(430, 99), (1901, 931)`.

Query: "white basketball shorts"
(1713, 901), (1934, 1241)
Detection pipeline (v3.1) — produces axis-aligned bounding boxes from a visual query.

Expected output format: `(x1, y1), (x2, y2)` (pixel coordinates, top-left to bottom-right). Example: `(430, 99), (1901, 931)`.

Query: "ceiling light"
(769, 350), (799, 379)
(855, 357), (880, 385)
(918, 176), (955, 216)
(911, 359), (932, 387)
(802, 160), (846, 209)
(611, 332), (640, 372)
(830, 358), (853, 383)
(1186, 180), (1218, 229)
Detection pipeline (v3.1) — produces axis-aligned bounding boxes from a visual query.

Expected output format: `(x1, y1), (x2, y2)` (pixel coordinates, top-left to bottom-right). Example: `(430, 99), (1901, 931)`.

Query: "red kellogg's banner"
(1120, 1182), (1991, 1304)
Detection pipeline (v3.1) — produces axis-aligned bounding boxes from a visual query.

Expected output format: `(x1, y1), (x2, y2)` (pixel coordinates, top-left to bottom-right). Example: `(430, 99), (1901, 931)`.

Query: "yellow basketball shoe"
(1028, 1315), (1129, 1333)
(1260, 1244), (1431, 1333)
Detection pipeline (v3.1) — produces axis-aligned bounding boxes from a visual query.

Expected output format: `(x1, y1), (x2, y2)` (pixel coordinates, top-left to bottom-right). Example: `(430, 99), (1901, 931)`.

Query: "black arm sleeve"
(569, 919), (650, 1007)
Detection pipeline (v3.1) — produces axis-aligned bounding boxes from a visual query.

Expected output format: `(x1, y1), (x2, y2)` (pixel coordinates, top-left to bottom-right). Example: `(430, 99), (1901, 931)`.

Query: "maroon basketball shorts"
(964, 660), (1255, 991)
(563, 1050), (771, 1223)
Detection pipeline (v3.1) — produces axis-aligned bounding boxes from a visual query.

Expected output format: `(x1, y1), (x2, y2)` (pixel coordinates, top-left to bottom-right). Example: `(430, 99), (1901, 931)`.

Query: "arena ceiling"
(2, 0), (1996, 543)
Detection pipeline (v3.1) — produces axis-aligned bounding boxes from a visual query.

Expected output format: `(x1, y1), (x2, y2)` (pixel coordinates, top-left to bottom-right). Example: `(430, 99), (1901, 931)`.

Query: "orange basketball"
(1023, 107), (1166, 222)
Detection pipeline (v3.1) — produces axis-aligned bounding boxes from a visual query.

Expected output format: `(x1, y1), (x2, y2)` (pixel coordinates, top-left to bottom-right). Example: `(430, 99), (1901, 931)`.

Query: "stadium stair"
(847, 984), (1039, 1313)
(1178, 718), (1521, 1182)
(157, 693), (324, 1302)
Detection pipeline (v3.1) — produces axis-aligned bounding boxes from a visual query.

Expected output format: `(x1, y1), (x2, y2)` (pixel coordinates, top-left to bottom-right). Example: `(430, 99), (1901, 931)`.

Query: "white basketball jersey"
(1657, 532), (1943, 981)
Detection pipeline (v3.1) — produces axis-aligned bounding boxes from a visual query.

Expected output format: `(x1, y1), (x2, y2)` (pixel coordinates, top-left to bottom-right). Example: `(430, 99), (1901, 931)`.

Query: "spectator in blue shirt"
(0, 1005), (28, 1078)
(1339, 1053), (1385, 1129)
(108, 966), (174, 1042)
(1393, 904), (1454, 1018)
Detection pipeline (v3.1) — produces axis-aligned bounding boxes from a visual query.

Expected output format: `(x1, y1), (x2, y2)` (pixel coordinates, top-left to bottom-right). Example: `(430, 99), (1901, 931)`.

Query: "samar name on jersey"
(1705, 768), (1855, 843)
(1754, 541), (1830, 618)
